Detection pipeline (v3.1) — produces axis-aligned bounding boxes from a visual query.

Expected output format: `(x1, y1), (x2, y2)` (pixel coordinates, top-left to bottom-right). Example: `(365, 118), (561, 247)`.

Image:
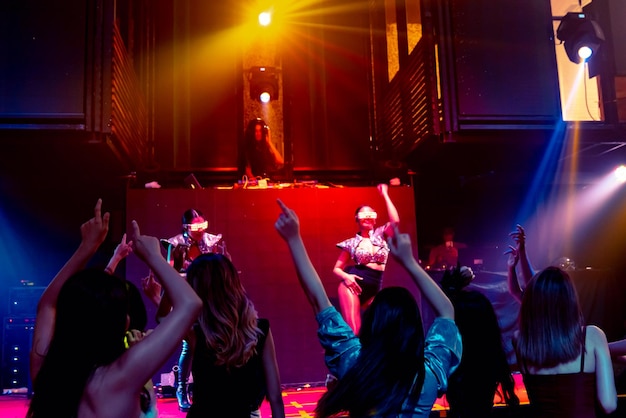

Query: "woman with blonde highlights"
(185, 253), (284, 418)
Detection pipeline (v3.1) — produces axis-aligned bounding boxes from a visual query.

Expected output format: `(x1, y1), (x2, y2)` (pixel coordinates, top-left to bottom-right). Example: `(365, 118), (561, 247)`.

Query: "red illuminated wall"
(126, 186), (417, 385)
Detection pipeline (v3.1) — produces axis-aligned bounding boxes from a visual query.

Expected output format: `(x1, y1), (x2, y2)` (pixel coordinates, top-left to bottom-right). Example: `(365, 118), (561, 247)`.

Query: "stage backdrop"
(126, 186), (417, 385)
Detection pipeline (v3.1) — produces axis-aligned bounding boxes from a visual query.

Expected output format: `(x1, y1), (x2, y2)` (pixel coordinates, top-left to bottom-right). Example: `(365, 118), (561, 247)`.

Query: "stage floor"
(1, 374), (530, 417)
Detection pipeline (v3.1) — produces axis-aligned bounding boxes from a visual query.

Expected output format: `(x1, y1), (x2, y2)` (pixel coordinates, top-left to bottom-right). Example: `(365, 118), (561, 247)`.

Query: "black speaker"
(2, 286), (42, 392)
(445, 0), (561, 125)
(2, 316), (35, 392)
(584, 0), (626, 77)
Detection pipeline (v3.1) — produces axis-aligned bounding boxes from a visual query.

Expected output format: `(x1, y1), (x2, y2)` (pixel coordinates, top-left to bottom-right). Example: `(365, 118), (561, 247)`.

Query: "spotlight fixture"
(258, 11), (272, 26)
(614, 165), (626, 183)
(556, 12), (605, 64)
(249, 66), (279, 103)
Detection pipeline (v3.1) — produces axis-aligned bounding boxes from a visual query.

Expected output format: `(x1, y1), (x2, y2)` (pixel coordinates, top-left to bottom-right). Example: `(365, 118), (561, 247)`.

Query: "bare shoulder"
(83, 365), (142, 418)
(586, 325), (609, 347)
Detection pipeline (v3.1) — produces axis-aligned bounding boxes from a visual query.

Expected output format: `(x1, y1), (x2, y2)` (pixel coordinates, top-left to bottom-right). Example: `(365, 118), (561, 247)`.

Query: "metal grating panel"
(379, 40), (438, 158)
(110, 23), (149, 167)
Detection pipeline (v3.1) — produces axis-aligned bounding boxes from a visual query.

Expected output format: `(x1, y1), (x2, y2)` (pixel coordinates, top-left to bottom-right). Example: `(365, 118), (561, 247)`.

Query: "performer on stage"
(427, 227), (466, 270)
(239, 118), (284, 181)
(275, 199), (461, 417)
(332, 183), (400, 334)
(158, 208), (228, 412)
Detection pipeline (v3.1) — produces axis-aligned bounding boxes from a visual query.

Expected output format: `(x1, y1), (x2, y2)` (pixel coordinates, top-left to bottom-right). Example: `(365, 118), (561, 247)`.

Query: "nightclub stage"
(125, 185), (419, 386)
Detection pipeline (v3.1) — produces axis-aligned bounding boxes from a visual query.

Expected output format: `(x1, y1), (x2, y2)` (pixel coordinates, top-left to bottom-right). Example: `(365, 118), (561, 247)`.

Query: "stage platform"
(1, 373), (532, 417)
(11, 373), (626, 417)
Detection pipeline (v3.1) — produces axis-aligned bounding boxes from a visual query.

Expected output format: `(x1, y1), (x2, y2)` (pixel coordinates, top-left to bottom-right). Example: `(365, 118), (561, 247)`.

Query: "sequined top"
(316, 307), (462, 417)
(165, 232), (224, 271)
(336, 225), (390, 265)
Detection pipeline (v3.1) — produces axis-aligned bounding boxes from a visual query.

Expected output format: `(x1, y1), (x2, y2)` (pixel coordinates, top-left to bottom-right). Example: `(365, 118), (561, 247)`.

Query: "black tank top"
(521, 327), (597, 418)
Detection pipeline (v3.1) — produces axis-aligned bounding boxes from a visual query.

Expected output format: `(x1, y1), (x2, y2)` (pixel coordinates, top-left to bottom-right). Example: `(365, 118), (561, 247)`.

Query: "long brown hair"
(516, 267), (584, 369)
(186, 253), (262, 368)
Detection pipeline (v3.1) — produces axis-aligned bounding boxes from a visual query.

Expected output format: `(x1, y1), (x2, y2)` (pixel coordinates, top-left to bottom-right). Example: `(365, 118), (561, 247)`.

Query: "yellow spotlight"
(614, 165), (626, 183)
(258, 11), (272, 26)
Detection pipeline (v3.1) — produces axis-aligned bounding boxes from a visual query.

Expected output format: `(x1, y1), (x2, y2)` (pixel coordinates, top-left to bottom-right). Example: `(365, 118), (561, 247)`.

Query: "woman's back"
(184, 253), (285, 418)
(188, 319), (270, 417)
(517, 323), (616, 418)
(518, 326), (598, 418)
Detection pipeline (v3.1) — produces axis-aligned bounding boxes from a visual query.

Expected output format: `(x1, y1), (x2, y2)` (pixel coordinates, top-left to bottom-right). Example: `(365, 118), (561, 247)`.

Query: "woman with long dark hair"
(239, 118), (284, 180)
(275, 199), (461, 417)
(27, 199), (202, 418)
(514, 267), (616, 417)
(441, 266), (518, 417)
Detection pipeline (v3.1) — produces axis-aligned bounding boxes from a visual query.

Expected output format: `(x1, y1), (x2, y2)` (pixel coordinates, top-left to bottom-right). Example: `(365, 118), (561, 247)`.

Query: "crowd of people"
(23, 188), (625, 418)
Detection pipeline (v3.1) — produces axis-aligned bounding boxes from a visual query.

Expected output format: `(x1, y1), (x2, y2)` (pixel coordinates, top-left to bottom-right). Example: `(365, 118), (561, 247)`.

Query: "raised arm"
(266, 127), (284, 166)
(275, 199), (332, 315)
(141, 271), (163, 308)
(262, 329), (285, 418)
(511, 225), (534, 287)
(106, 220), (202, 390)
(387, 223), (454, 319)
(104, 233), (133, 274)
(504, 245), (523, 303)
(30, 199), (110, 381)
(154, 241), (181, 321)
(505, 225), (535, 301)
(608, 338), (626, 364)
(378, 183), (399, 237)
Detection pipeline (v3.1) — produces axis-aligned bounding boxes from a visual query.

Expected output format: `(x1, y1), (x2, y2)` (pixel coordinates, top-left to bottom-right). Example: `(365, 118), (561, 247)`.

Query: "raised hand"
(130, 220), (162, 263)
(80, 198), (110, 250)
(105, 233), (134, 274)
(387, 223), (413, 265)
(509, 224), (526, 248)
(387, 223), (454, 319)
(141, 271), (162, 307)
(504, 245), (519, 269)
(377, 183), (389, 196)
(505, 224), (533, 301)
(274, 199), (300, 241)
(275, 199), (332, 315)
(113, 233), (133, 260)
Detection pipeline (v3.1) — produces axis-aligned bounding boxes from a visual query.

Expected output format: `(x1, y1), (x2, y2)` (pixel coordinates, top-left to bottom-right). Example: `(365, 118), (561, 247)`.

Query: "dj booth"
(126, 185), (418, 385)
